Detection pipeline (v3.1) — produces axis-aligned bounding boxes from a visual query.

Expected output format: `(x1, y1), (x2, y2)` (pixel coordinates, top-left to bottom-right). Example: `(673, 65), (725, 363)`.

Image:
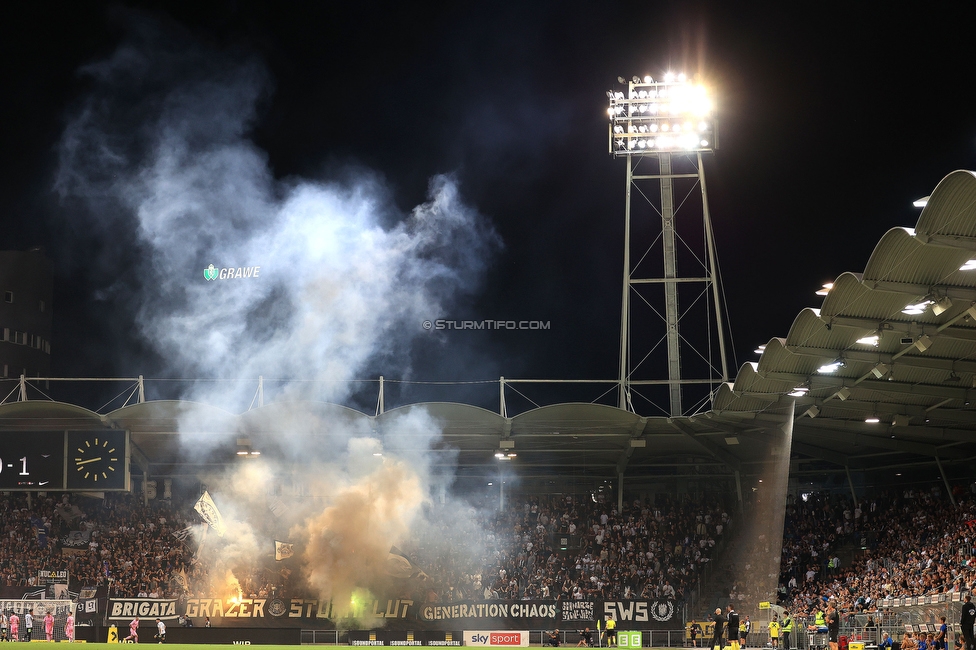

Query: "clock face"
(67, 431), (127, 490)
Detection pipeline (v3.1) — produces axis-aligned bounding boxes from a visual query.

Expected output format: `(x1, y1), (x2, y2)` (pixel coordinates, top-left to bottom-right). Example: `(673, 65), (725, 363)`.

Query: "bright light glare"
(902, 300), (933, 315)
(815, 282), (833, 296)
(864, 417), (880, 424)
(960, 259), (976, 271)
(855, 335), (879, 346)
(818, 362), (843, 374)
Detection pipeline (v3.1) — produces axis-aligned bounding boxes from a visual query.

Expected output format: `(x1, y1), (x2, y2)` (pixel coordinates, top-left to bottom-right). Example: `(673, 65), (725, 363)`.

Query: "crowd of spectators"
(779, 488), (976, 615)
(407, 493), (732, 603)
(0, 490), (733, 604)
(4, 482), (974, 612)
(0, 492), (192, 598)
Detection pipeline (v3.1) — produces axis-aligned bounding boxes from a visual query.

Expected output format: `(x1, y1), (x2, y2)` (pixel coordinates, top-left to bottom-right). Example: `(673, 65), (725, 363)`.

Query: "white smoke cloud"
(55, 19), (498, 410)
(55, 17), (496, 613)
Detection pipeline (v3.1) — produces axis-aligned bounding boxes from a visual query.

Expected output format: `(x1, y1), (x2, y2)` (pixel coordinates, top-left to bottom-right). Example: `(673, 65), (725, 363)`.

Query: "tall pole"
(618, 156), (633, 410)
(660, 152), (682, 415)
(699, 152), (730, 383)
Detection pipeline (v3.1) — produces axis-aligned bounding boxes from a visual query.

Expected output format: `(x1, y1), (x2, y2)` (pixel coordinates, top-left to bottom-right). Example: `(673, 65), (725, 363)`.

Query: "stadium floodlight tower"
(608, 72), (729, 416)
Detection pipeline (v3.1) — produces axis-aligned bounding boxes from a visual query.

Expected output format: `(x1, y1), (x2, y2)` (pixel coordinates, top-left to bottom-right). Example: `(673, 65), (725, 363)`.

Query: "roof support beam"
(789, 397), (976, 428)
(781, 420), (940, 456)
(824, 315), (976, 342)
(862, 279), (976, 302)
(743, 373), (970, 403)
(668, 419), (742, 473)
(791, 440), (860, 468)
(785, 345), (976, 374)
(912, 232), (976, 251)
(615, 417), (649, 475)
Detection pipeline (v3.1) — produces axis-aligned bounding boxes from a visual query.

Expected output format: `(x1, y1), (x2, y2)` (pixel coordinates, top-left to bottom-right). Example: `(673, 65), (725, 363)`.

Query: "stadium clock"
(67, 430), (127, 490)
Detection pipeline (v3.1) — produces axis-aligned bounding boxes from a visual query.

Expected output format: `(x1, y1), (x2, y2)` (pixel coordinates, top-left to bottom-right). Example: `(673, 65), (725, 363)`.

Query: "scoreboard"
(0, 430), (128, 491)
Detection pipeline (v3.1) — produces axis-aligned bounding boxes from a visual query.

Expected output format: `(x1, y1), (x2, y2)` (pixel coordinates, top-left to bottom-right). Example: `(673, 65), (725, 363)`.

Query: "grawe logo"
(204, 264), (261, 281)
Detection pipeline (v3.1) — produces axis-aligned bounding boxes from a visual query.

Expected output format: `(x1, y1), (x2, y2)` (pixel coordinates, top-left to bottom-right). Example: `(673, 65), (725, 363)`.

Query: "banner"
(107, 598), (181, 621)
(62, 531), (90, 548)
(275, 541), (294, 561)
(193, 491), (226, 536)
(0, 600), (75, 617)
(420, 600), (681, 630)
(104, 597), (683, 630)
(172, 526), (193, 543)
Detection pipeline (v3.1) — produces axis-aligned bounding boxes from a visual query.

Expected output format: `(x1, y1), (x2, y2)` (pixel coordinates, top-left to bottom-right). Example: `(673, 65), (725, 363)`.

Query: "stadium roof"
(715, 169), (976, 486)
(2, 171), (976, 495)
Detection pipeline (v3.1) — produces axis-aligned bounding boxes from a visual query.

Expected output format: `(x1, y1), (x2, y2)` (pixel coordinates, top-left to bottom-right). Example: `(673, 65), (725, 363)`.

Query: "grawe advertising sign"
(462, 631), (530, 647)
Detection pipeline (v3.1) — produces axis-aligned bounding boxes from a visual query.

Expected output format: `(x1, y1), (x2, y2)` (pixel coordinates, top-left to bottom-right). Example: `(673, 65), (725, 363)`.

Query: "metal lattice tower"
(608, 73), (729, 416)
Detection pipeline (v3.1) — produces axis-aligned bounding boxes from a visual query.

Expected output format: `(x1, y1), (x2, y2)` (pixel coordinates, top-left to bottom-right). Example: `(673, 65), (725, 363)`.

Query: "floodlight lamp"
(664, 72), (675, 82)
(618, 76), (626, 84)
(913, 196), (929, 208)
(932, 296), (952, 315)
(700, 139), (709, 147)
(856, 334), (879, 346)
(914, 334), (933, 352)
(871, 363), (889, 378)
(638, 90), (648, 98)
(633, 76), (640, 83)
(643, 75), (652, 83)
(678, 73), (687, 81)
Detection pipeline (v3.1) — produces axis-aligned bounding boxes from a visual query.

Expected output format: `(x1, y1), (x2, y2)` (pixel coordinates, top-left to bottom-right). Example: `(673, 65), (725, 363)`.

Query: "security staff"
(782, 613), (793, 650)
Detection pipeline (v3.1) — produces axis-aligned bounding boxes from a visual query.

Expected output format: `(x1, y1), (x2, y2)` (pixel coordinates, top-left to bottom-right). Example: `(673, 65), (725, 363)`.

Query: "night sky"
(3, 1), (976, 413)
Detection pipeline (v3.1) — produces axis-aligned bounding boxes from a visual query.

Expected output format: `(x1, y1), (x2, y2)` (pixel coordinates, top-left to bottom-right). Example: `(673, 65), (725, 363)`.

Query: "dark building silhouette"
(0, 249), (53, 379)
